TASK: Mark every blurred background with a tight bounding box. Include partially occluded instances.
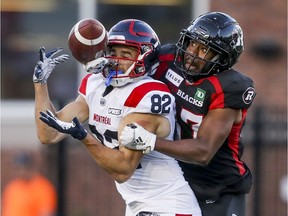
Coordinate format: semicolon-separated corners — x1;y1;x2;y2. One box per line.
1;0;287;215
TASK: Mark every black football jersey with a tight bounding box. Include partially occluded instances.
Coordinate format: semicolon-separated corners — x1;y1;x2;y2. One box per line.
153;44;256;195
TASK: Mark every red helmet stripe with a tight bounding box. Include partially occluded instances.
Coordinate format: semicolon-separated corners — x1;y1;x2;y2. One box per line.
128;20;152;37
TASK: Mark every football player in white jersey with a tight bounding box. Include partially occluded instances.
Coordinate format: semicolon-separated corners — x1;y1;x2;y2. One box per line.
33;19;201;216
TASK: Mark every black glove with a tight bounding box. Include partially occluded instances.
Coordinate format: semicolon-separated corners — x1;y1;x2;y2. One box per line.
39;110;87;140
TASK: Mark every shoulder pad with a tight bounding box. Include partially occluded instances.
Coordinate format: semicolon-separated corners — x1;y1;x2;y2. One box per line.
209;70;256;109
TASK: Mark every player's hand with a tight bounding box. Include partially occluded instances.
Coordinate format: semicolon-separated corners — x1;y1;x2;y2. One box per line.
83;57;108;74
39;109;87;140
120;123;156;154
33;47;69;84
83;57;118;74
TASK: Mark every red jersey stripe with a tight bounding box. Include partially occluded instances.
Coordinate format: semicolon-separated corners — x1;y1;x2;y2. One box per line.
159;53;175;61
228;124;246;175
153;54;175;80
79;74;93;96
208;76;225;109
124;82;170;108
208;76;247;174
228;109;248;175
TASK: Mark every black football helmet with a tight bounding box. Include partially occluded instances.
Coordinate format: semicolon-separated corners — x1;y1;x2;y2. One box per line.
174;11;244;81
103;19;160;87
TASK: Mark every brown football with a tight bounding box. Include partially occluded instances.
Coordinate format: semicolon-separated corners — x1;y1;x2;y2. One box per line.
68;18;108;64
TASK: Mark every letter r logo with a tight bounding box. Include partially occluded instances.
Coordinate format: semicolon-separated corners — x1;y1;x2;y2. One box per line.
243;87;256;104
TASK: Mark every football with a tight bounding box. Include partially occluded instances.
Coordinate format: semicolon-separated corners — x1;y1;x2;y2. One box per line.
68;18;108;64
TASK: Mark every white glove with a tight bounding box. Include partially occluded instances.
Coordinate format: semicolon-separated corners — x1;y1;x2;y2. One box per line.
83;57;118;74
120;123;156;154
33;47;69;84
83;57;108;74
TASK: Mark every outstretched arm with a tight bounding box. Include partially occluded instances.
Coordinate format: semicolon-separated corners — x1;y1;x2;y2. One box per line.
40;111;169;183
33;47;88;144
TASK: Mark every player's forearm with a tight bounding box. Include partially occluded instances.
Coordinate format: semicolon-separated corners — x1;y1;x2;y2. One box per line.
34;83;61;144
155;138;210;165
81;133;134;183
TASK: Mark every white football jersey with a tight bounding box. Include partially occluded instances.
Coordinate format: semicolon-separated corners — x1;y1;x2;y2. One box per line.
79;74;201;216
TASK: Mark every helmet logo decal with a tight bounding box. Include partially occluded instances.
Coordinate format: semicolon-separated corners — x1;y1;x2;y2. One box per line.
128;21;152;37
194;27;209;39
231;26;244;53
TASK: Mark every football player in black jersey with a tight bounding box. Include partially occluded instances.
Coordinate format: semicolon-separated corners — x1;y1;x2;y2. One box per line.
120;11;256;216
